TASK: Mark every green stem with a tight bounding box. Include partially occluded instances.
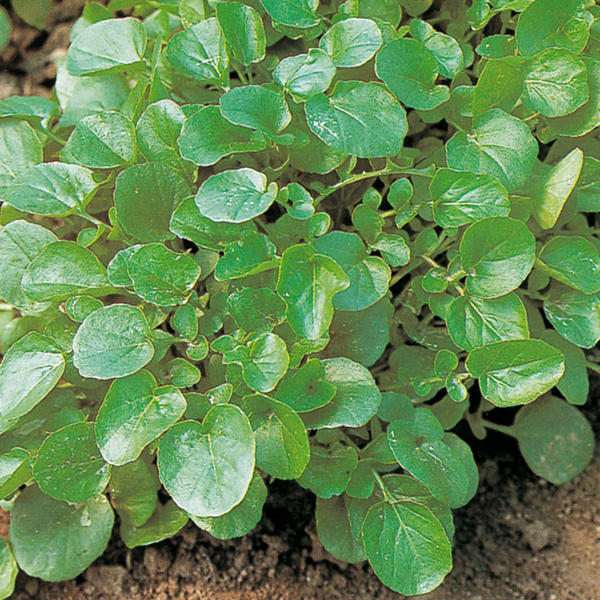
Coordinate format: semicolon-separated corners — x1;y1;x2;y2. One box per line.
372;471;394;503
390;258;425;286
481;420;516;438
41;127;67;146
586;360;600;375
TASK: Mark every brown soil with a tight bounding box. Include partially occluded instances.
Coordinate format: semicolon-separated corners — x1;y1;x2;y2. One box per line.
2;3;600;600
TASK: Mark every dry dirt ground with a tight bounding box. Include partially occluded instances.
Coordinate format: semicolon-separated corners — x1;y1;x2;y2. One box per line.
1;2;600;599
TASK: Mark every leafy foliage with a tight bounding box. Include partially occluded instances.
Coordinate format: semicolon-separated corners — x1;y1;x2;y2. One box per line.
0;0;599;596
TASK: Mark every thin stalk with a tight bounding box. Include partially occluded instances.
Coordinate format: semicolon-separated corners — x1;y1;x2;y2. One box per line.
481;420;516;438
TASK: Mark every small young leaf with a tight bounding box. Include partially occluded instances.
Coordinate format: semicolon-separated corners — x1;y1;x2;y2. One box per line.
319;18;382;68
0;538;17;599
409;19;464;79
214;233;278;281
227;288;287;334
121;501;188;549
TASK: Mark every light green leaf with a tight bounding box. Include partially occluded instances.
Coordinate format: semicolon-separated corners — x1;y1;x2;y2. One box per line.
409;19;464;79
96;370;186;466
0;332;65;421
227;288;287;334
33;422;110;503
430;169;510;228
466;339;565;407
0;538;17;600
375;38;450;111
260;0;320;28
319;18;382;68
216;2;265;66
67;17;147;75
446;108;538;192
305;81;408;158
0;448;32;500
273;49;336;100
513;395;594;484
72;304;155;380
277;244;349;340
195;168;278;223
157;405;255;517
10;485;114;582
460;217;536;298
0;118;43;188
372;233;410;267
472;59;524;117
214;234;278;281
121;500;188;549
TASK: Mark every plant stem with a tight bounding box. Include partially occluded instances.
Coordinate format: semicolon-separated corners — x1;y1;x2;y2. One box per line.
481;420;516;438
586;361;600;375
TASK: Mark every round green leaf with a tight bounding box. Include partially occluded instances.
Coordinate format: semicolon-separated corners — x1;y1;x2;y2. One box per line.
302;357;381;429
166;358;201;388
1;163;98;217
216;2;265;66
375;38;450;110
115;163;191;243
513;395;594;485
472;58;524;117
220;85;291;136
21;241;109;303
466;339;565;407
410;19;464;80
62;111;136;169
0;537;17;600
0;118;43;188
446;108;538;192
244;394;309;480
167;18;228;81
363;501;452;596
0;332;65;421
273;48;336;100
121;500;188;549
195;168;277;223
157;405;255;517
126;244;201;306
275;358;336;412
72;304;155;380
96;370;186;466
33;422;111;502
522;49;589;118
191;471;267;540
305;81;408;158
10;485;114;582
430;169;510;228
215;233;278;281
239;333;290;393
447;292;530;351
319;18;382;68
460;217;536;298
67;17;147;75
227;288;287;334
260;0;320;28
544;288;600;349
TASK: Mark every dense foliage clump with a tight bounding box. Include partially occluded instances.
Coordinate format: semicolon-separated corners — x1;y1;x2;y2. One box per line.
0;0;599;596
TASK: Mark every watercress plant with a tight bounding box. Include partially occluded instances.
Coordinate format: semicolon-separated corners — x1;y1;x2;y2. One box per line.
0;0;599;596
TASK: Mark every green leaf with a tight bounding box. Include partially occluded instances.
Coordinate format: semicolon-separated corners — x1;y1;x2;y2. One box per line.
166;18;228;81
447;292;530;351
179;105;267;167
227;288;287;334
305;81;408;158
319;17;382;68
33;422;110;503
446;108;538;192
460;217;535;299
316;495;367;563
388;409;474;507
0;332;65;421
215;234;278;281
544;288;600;349
430;169;510;228
277;244;349;340
409;19;464;79
10;485;114;582
541;330;588;405
62;111;136;169
513;395;594;485
195;168;278;223
363;501;452;596
126;244;201;306
72;304;155;380
296;443;358;498
313;231;390;311
260;0;320;28
1;163;98;218
220;85;291;136
121;500;188;549
472;59;524;117
537;236;600;295
516;0;593;57
475;34;517;59
0;118;43;188
357;0;402;24
244;394;310;479
273;48;336;100
0;538;17;600
172;304;198;340
157;405;255;517
21;241;109;303
216;2;266;65
466;339;565;407
372;233;410;267
67;17;147;75
531;149;584;230
191;471;267;539
96;370;186;466
0;220;57;312
0;448;32;500
301;357;381;429
522;49;589;118
115;163;191;243
575;156;600;212
0;95;59;122
375;38;450;111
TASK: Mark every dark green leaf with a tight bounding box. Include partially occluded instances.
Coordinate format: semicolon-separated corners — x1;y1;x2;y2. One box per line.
227;288;287;334
409;19;464;79
216;2;266;66
273;49;336;100
275;358;336;412
472;59;524;117
214;233;278;281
